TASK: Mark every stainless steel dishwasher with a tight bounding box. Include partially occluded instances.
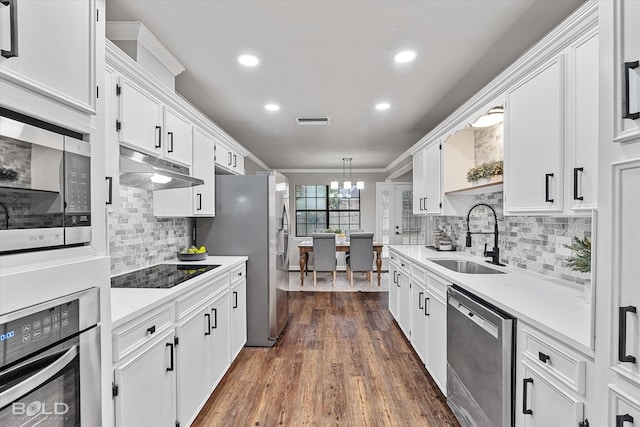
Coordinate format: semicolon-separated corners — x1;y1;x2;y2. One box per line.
447;285;515;427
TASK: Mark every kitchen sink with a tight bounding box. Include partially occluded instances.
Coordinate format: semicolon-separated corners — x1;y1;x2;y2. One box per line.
428;259;506;274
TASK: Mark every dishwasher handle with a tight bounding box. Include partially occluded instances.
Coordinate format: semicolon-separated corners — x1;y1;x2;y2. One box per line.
449;296;499;338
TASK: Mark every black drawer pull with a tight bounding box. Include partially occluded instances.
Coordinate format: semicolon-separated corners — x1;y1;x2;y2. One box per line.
211;308;218;329
166;342;174;371
522;378;533;415
204;313;211;336
545;173;554;203
0;0;18;58
167;131;174;152
424;297;430;316
619;306;637;363
146;325;156;335
573;167;584;201
418;292;424;309
233;291;238;309
538;352;550;363
155;125;162;148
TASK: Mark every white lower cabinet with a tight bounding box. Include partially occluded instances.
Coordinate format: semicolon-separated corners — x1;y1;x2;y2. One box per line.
113;329;176;427
397;263;412;337
230;275;247;360
388;255;400;319
609;385;640;427
411;280;428;363
425;273;448;394
112;262;247;427
519;361;585;427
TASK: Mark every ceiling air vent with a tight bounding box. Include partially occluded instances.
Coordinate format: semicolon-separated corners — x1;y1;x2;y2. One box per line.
296;117;330;126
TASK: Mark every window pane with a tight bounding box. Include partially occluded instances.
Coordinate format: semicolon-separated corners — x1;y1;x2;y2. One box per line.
296;198;306;210
350;199;359;210
295;185;305;198
316;198;326;210
307;186;316;197
307;198;317;209
317;186;327;197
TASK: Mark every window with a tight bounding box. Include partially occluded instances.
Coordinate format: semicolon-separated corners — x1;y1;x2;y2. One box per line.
295;185;361;237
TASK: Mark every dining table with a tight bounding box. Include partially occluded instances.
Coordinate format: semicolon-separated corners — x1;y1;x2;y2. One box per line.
298;240;383;286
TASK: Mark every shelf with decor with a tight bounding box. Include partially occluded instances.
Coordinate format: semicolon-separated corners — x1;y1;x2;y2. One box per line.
445;181;503;196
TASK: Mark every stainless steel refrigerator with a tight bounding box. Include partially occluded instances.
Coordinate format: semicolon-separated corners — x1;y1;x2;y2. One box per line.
195;171;289;347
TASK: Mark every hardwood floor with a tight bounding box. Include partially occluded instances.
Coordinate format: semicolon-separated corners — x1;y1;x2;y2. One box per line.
192;292;459;427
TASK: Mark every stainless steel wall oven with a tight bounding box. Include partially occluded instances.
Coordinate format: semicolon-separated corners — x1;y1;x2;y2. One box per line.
0;287;100;426
0;115;91;253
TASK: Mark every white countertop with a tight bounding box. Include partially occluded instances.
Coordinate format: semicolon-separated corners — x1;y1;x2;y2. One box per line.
388;245;593;356
111;256;247;328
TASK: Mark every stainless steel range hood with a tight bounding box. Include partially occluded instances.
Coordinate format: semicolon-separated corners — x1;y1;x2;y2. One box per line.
119;146;204;190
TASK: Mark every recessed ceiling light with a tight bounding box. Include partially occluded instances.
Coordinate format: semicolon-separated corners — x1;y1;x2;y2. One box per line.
393;50;417;63
238;54;260;66
375;102;391;111
265;104;280;111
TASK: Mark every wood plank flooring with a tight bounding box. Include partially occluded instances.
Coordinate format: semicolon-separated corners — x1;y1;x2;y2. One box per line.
192;292;459;427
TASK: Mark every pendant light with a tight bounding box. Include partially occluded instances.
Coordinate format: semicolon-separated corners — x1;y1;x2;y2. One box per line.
343;157;351;189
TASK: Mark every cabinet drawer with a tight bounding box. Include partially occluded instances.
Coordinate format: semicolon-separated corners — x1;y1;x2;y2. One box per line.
230;264;246;284
609;384;640;427
112;304;174;362
411;264;427;285
427;272;450;297
397;256;410;274
521;325;586;395
389;252;398;263
176;274;229;319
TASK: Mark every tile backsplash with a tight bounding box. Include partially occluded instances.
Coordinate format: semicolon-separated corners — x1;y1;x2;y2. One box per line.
108;186;191;275
434;191;592;285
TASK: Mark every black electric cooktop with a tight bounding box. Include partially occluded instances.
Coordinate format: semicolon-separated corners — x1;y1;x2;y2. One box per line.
110;264;221;289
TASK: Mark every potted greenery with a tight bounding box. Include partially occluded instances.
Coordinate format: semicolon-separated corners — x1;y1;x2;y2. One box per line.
466;160;503;185
563;236;592;303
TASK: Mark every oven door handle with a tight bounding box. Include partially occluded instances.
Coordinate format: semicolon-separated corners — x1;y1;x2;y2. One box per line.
0;345;78;409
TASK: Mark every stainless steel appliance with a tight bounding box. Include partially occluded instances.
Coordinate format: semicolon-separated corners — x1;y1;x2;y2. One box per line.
0;287;100;426
196;171;289;347
110;263;220;289
0;115;91;253
447;285;515;427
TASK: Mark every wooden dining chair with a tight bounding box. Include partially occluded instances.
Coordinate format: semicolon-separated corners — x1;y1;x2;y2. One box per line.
346;232;374;286
311;233;338;287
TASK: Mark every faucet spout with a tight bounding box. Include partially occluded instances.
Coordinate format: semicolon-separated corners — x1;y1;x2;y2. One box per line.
465;202;504;266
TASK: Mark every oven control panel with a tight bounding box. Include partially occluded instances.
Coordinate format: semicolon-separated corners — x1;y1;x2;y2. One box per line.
0;299;79;369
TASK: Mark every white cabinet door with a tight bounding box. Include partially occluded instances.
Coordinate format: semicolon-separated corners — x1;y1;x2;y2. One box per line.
426;288;447;394
175;304;212;427
104;66;119;214
234;152;245;175
519;362;584;427
424;143;442;214
568;30;599;211
215;139;232;170
611;159;640;387
210;290;231;388
412;149;427;215
609;385;640;427
505;56;564;214
164;107;193;166
118;77;163;156
411;281;427;363
231;279;247;360
0;0;95;113
613;0;640;142
388;260;399;320
114;330;176;427
192;128;215;216
398;269;412;336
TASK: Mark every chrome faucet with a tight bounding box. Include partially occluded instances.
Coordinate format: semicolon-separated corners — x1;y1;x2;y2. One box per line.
465;203;505;266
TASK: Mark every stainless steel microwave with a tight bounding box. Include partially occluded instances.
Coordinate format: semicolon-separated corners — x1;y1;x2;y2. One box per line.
0;116;91;253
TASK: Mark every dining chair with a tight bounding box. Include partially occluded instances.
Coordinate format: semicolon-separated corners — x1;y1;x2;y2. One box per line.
311;233;338;287
346;232;374;286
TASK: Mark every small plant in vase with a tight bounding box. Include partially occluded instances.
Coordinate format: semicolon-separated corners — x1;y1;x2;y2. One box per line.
563;236;592;303
466;160;503;185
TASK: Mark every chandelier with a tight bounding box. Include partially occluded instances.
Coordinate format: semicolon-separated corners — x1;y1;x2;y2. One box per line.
331;158;364;190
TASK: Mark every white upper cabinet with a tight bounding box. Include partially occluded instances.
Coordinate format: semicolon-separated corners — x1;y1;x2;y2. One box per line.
0;0;96;114
117;76;164;157
412;143;441;215
567;29;599;211
504;56;565;215
613;0;640;142
215;139;244;175
164;107;193;166
412;149;427;215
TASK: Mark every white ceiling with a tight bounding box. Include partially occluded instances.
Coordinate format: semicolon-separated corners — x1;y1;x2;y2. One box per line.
105;0;584;171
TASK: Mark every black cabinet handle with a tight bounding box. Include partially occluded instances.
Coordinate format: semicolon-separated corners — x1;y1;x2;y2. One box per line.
146;325;155;335
617;414;634;427
228;152;232;166
579;419;590;427
106;176;113;205
623;61;639;120
155;126;162;148
522;378;533;415
393;271;397;284
196;193;202;211
424;197;428;212
233;291;238;309
233;154;237;168
419;197;424;211
418;292;424;309
204;313;211;335
619;306;637;363
424;297;430;316
211;308;218;329
545;173;554;203
573;167;584;201
166;342;174;371
0;0;18;58
167;131;174;153
396;273;401;287
538;352;550;363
